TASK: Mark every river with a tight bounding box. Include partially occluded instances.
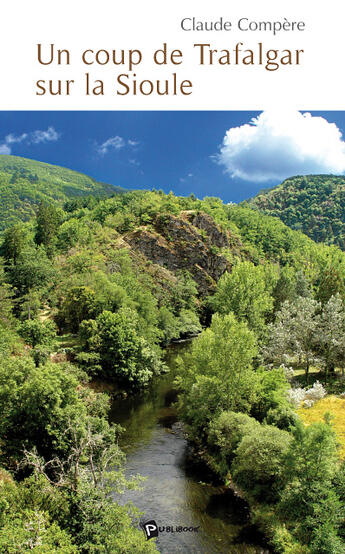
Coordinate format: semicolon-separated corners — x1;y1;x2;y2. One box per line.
109;342;272;554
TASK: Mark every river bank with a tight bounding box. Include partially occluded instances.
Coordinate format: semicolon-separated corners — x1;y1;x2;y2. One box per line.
108;342;272;554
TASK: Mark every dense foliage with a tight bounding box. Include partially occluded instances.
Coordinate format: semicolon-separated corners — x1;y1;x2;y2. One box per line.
177;313;345;553
2;159;345;551
0;155;122;231
247;174;345;249
0;354;157;552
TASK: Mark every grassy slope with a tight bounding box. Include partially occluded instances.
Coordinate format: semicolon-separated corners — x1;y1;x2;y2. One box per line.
298;396;345;458
0;155;124;230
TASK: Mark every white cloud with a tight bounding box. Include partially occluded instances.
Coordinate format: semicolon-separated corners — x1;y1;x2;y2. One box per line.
5;133;28;144
217;111;345;182
180;172;194;183
31;126;59;144
96;136;140;156
128;158;140;166
97;136;125;155
0;126;59;155
0;144;11;155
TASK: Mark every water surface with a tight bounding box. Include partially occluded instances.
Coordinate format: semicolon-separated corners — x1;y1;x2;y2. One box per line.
110;343;271;554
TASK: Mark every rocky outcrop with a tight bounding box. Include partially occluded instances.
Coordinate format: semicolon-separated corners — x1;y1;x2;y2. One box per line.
188;212;229;248
125;212;230;294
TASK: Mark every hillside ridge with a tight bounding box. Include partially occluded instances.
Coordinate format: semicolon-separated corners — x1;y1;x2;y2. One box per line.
247;174;345;248
0;155;124;230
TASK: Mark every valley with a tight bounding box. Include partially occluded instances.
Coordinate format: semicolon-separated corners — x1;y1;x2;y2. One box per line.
1;157;345;553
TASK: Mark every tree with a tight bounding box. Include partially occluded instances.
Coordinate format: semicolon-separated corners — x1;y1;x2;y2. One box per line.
264;297;320;382
0;357;88;464
210;261;273;335
170;270;198;314
80;308;162;389
231;424;291;502
65;480;158;553
272;264;297;313
207;411;259;476
177;313;258;439
0;326;22;359
294;296;320;381
60;285;99;332
251;366;292;425
9;246;55;295
317;294;345;378
0;264;13;324
0;508;77;553
0;424;158;553
278;420;343;553
1;224;27;265
35;201;62;257
333;461;345;545
19;288;42;320
18;319;57;348
57;218;91;251
316;265;345;305
21;417;125;494
295;270;312;298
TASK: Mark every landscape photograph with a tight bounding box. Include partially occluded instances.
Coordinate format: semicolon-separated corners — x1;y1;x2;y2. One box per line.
1;110;345;553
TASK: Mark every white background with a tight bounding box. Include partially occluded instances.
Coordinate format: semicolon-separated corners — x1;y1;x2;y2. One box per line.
0;0;343;110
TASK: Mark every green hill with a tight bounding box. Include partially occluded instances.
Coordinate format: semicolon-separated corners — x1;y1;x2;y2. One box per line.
0;155;123;230
246;175;345;249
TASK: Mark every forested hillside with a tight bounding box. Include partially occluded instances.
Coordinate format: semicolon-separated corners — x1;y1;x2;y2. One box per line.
2;182;345;551
0;155;123;230
247;174;345;249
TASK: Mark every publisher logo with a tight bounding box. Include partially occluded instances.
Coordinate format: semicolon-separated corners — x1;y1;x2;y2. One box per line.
141;520;159;541
140;518;199;540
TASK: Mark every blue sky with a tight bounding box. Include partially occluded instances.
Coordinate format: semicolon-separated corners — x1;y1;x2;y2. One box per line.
1;111;345;202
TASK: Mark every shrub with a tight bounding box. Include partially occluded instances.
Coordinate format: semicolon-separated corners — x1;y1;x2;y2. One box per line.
288;381;327;408
18;319;57;348
208;411;259;475
264;406;298;431
251;366;290;422
79;308;162;389
0;357;87;463
232;424;292;502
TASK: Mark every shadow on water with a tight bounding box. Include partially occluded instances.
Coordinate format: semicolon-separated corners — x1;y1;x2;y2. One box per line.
108;342;272;554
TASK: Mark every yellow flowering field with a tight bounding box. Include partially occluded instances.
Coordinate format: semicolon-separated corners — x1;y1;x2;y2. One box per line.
298;395;345;458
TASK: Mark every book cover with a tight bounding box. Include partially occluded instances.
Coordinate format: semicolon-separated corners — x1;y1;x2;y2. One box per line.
0;2;344;552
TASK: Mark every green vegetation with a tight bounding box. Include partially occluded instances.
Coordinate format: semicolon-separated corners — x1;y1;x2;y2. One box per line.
176;313;258;441
177;314;345;553
80;308;162;389
0;155;123;231
210;261;274;336
247;174;345;249
0;355;157;553
2;159;345;551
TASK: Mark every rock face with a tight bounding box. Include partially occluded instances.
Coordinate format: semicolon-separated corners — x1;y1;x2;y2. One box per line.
189;212;229;248
125;212;230;294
